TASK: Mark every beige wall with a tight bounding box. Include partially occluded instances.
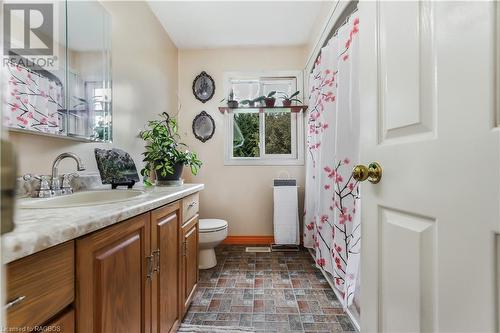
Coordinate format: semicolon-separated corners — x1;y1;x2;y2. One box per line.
178;47;306;237
10;1;178;176
304;1;336;72
7;2;334;237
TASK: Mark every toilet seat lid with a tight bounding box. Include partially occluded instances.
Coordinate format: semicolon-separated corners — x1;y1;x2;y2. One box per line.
199;219;228;232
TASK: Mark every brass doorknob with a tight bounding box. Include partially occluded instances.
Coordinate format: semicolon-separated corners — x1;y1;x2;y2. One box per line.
352;162;382;184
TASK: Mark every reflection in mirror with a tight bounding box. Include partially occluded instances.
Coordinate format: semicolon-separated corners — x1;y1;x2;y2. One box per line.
2;0;112;142
66;1;112;141
2;1;67;136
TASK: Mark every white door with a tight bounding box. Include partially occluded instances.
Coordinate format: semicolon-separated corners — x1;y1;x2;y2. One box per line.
359;1;499;332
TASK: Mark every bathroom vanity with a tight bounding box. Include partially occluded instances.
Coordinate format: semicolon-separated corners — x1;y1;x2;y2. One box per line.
2;184;203;333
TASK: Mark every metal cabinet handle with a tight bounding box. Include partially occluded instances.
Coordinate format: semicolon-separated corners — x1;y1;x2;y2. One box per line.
152;249;160;273
188;201;197;208
5;296;26;310
146;255;153;280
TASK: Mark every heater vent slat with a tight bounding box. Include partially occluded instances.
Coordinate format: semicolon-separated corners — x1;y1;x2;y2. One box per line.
245;246;271;253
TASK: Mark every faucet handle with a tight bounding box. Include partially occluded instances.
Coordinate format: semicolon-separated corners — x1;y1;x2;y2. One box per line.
23;173;38;181
62;173;79;187
39;176;51;190
23;174;51;190
61;173;79;195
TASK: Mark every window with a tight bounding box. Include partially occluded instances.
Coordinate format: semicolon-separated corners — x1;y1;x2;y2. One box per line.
224;71;304;165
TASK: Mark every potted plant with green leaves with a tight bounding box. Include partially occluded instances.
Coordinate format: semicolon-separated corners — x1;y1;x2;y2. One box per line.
264;91;277;107
220;89;239;108
240;96;265;107
140;112;202;186
280;90;302;107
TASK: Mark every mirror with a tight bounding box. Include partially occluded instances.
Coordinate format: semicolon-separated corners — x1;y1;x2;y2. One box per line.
192;71;215;103
2;1;112;142
66;1;112;141
192;111;215;142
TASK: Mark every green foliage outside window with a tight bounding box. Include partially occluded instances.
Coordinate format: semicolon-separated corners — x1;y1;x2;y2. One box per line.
232;111;292;158
233;112;259;157
265;112;291;154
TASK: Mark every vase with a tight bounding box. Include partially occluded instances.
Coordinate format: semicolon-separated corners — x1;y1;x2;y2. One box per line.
155;162;184;186
264;97;276;108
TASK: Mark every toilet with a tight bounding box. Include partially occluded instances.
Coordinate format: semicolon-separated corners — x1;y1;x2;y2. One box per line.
198;219;228;269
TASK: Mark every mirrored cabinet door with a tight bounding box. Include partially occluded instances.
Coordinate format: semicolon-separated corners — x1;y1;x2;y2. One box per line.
2;1;67;137
2;0;112;142
66;1;112;141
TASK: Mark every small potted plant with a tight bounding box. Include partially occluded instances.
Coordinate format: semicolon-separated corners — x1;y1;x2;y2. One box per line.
280;90;302;107
264;91;277;107
241;96;265;107
220;89;238;108
140;112;202;186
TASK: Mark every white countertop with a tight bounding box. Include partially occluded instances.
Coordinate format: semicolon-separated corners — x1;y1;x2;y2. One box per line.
2;183;204;264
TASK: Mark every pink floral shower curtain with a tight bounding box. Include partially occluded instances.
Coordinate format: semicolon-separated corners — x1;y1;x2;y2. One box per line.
303;15;360;308
3;62;62;133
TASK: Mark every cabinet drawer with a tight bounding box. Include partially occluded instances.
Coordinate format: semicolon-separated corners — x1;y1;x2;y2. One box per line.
6;241;74;330
182;192;199;222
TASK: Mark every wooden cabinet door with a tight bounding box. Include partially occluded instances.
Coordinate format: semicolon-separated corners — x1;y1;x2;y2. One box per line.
180;215;199;315
76;213;151;333
43;307;75;333
151;203;181;333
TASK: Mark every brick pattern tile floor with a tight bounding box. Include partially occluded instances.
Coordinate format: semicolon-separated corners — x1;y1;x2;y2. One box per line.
182;245;357;333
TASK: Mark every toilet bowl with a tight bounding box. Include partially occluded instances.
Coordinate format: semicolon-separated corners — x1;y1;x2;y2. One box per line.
198;219;228;269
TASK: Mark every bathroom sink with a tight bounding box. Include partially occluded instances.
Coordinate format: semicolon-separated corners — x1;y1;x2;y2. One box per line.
19;189;146;209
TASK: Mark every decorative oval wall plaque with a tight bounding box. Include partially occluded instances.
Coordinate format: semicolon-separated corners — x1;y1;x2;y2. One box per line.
192;111;215;142
192;71;215;103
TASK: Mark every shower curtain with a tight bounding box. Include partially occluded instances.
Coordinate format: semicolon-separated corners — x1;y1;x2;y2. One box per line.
3;62;62;134
303;14;360;308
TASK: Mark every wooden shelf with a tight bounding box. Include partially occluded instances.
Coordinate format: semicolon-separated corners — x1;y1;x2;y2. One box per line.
218;105;308;114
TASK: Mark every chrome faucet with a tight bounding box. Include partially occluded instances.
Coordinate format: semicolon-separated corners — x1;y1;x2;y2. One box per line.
50;153;86;195
23;153;86;198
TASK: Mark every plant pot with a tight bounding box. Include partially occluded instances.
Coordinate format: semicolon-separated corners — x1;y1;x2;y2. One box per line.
282;99;292;107
227;100;238;108
155;162;184;185
264;97;276;108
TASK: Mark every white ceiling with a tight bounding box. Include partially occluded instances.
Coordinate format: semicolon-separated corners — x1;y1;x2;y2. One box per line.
147;1;325;49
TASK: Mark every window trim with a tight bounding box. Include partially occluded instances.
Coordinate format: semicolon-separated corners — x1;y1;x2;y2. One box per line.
223;70;304;166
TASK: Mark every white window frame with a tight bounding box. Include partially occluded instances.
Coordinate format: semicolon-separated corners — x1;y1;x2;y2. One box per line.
223;70;304;166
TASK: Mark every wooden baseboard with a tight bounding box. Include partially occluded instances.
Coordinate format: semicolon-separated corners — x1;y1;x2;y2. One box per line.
222;236;274;245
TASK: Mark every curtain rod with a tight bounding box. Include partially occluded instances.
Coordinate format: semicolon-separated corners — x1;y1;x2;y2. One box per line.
310;0;359;74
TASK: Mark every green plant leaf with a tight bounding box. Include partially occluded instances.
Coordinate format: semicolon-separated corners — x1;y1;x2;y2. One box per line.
267;91;276;98
141;113;203;179
290;90;300;98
